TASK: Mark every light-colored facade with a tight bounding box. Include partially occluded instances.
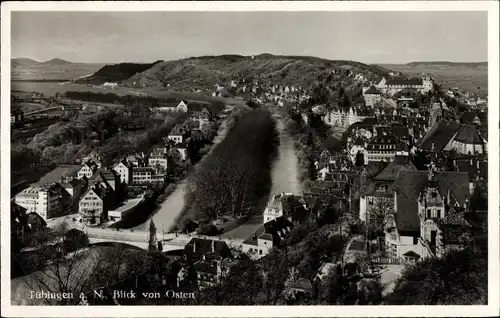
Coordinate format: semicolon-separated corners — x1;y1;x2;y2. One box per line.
148;153;169;173
15;186;65;220
113;161;132;184
132;167;154;184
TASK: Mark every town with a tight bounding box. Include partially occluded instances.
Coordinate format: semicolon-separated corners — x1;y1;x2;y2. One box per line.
10;62;488;305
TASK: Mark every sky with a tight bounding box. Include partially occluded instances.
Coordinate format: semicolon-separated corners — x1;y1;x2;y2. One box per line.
11;11;488;64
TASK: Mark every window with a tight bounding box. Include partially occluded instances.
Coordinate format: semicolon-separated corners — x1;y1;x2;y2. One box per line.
259;250;263;255
437;209;441;218
413;236;418;245
368;197;374;205
427;209;431;218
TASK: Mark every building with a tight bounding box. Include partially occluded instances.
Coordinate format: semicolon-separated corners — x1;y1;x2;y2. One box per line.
359;156;417;222
176;100;188;112
132;167;155;184
113;160;132;184
14;184;70;221
78;183;115;225
377;76;433;96
384;169;470;260
103;82;118;88
11;108;24;124
167;128;185;144
323;107;375;131
61;178;88;210
77;160;99;179
418;121;487;155
182;238;233;289
241;216;294;258
148;153;169;174
363;85;382;107
365;135;407;163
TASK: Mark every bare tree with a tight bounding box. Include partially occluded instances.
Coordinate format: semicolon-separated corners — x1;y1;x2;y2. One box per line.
20;223;126;305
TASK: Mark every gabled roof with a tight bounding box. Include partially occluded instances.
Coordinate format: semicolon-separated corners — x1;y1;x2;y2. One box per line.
455;158;488;181
184;238;232;261
373;157;417;182
418;120;462;152
393;171;470;234
453;124;484;144
364;85;381;95
402;250;421;258
461;111;480;125
262;216;293;245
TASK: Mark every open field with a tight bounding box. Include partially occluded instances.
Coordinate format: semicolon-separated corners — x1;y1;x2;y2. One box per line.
378;63;488;97
11;63;104;81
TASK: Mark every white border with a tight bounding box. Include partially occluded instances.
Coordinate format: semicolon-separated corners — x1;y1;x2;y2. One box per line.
1;1;499;317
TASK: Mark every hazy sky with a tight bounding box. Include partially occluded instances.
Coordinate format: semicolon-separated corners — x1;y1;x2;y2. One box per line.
11;11;488;64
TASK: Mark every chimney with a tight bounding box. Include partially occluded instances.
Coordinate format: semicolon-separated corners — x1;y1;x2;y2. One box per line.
476;160;480;170
211;240;215;253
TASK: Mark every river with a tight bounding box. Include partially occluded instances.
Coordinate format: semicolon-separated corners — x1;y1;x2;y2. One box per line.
270;117;302;195
222;113;301;240
130;119;230;234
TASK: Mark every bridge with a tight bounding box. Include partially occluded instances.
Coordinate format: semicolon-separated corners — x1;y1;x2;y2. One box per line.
78;226;244;251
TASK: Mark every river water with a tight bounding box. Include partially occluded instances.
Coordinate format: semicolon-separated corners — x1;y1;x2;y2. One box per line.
131;111;301;237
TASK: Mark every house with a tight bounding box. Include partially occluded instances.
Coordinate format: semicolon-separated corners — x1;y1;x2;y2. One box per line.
90;170;119;191
176;100;188;112
453;157;488;194
148;153;168;174
15;184;70;220
182;238;233;289
78;183;115;225
11;202;47;249
167;127;185;144
132;167;155;184
172;143;188;161
359;155;417;222
314;262;337;282
418;121;486;155
363;85;382;107
103;82;118;88
61;178;88;210
385;169;470;260
377;76;433;96
242;216;293;258
11;108;24;124
349;138;368;165
77;160;99;179
365;135;407;163
113;160;132;184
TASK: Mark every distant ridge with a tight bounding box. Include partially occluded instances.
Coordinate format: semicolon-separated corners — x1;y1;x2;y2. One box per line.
11;58;39;66
40;58;73;65
74;60;164;84
12;57;74;66
405;61;487;67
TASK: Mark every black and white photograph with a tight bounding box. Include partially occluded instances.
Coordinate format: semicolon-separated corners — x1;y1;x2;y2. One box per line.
1;1;499;317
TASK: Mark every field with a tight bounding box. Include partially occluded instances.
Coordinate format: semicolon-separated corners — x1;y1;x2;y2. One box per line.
378;63;488;97
11;63;104;81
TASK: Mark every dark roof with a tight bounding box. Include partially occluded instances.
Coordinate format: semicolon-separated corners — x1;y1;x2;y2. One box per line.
193;260;218;274
402;250;421;258
242;226;266;246
289;278;313;292
373;158;417;182
461;111;480;125
353;137;365;146
132;167;155;173
184;238;233;261
385;77;423;86
364;85;381;95
262;216;294;245
418;120;462;152
455;158;488;182
393;171;470;234
453;124;484;144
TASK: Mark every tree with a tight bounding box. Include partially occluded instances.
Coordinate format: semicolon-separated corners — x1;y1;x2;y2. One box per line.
148;219;158;252
263;248;290;304
19;224;126;305
367;196;394;242
386;247;487;305
218;257;264;304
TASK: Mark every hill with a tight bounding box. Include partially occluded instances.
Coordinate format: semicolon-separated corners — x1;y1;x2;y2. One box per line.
40;58;73;65
120;54;390;91
74;60;164;85
11;58;39;67
405;61;487;68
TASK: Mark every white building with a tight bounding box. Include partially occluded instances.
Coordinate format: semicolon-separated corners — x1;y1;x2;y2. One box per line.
113;160;132;184
15;185;65;220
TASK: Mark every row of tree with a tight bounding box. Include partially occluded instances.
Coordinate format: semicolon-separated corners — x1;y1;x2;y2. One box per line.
184;109;279;222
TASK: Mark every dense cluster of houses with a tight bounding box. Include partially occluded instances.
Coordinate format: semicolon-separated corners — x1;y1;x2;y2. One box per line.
13;100;219;226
